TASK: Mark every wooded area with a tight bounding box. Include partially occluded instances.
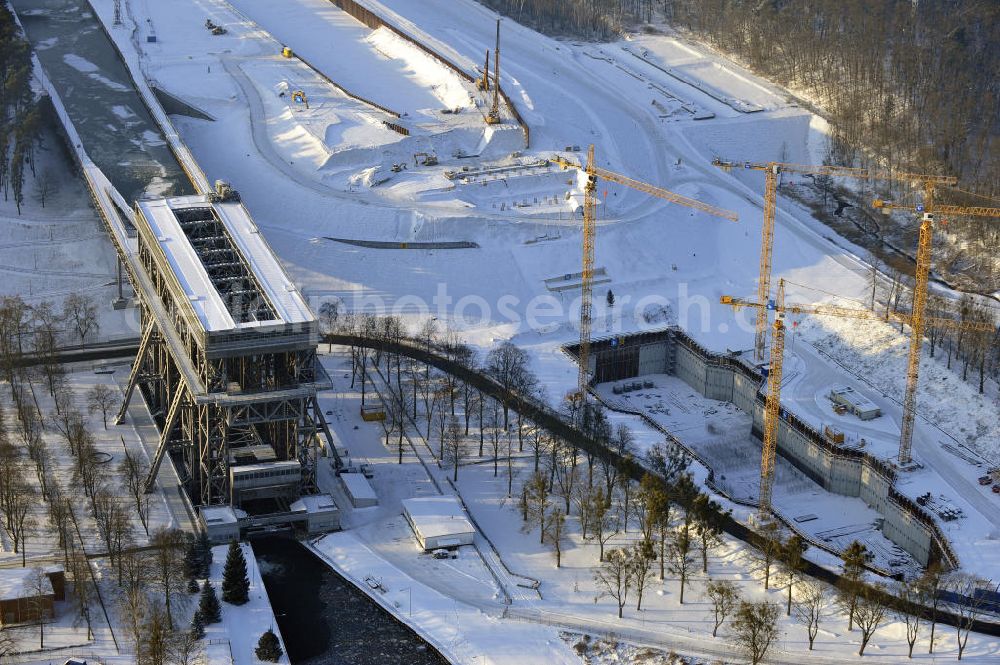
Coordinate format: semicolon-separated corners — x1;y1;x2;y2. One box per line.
482;0;999;290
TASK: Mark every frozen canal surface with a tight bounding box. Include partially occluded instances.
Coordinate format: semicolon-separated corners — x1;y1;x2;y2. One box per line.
253;538;449;665
12;0;193;201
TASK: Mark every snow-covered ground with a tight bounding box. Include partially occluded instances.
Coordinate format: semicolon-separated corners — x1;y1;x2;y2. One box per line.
310;350;1000;663
14;0;998;659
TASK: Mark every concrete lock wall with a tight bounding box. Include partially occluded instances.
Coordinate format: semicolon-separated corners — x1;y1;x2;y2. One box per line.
588;330;945;567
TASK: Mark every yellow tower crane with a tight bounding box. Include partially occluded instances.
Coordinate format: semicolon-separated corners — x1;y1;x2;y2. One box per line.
870;193;1000;464
711;158;958;363
554;146;739;398
722;279;996;517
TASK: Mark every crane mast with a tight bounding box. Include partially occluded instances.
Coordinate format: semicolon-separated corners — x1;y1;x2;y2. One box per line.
486;19;501;124
722;278;996;515
555;148;738;400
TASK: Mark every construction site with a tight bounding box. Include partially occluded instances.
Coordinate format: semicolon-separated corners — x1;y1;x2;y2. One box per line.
4;0;999;661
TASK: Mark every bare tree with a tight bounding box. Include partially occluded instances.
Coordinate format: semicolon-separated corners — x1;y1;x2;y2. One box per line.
87;384;117;429
121;450;152;534
755;520;783;590
918;561;945;654
26;567;51;648
142;601;171;665
731;600;780;665
542;506;567;568
521;471;549;544
591;485;618;562
706;579;741;637
485;340;532;427
442;416;466;482
150;528;189;628
854;583;888;656
950;574;992;661
68;545;95;640
318;301;340;351
893;579;922;658
793;580;828;651
666;523;695;604
118;548;152;652
32;168;55;208
63;293;99;347
629;539;655;611
169;626;204;665
594;548;632;618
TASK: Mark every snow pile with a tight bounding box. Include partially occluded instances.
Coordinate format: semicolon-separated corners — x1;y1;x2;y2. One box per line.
798;315;1000;461
366;27;473;111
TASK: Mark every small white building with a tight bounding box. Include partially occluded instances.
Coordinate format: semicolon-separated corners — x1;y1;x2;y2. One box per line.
401;496;475;551
829;384;881;420
290;494;341;533
200;505;241;544
340;472;378;508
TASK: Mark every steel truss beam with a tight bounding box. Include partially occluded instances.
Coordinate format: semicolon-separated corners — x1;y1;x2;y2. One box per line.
115;318;156;424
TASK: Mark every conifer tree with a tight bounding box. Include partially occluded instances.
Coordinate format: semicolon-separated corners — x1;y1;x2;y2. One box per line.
255;628;283;662
189;610;205;640
196;530;213;578
221;540;250;605
197;580;222;624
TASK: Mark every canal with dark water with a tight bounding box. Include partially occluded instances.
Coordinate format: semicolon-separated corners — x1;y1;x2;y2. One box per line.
12;0;193;201
253;538;450;665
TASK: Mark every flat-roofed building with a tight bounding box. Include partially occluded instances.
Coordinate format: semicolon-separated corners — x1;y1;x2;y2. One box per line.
0;567;64;625
401;496;475;550
340;472;378;508
829;384;882;420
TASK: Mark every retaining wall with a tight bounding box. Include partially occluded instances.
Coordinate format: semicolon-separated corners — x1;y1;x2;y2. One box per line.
582;329;956;568
328;0;530;147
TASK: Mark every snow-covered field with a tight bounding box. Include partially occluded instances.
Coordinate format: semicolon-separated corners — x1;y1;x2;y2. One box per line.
310;350;1000;663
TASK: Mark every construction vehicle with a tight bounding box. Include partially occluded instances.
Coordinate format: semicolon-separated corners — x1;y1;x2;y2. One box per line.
721;279;995;517
281;46;294;58
413;152;438;167
554;147;738;400
291;90;309;109
485;20;502;125
477;50;490;91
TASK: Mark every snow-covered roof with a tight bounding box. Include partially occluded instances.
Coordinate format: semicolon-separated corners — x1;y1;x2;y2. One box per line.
200;505;239;525
290;494;339;514
401;496;475;540
0;568;54;601
829;384;879;411
340;472;377;501
136;195;313;333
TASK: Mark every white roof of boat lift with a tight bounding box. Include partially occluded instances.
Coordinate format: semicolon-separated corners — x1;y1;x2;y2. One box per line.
136;195;313;333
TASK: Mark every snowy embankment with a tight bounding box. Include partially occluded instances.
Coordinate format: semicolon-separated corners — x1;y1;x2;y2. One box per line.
798;314;1000;462
205;543;289;665
309;532;580;665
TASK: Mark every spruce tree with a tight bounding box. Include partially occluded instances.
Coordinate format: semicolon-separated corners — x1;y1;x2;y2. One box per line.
184;535;201;582
197;580;222;624
189;611;205;640
196;530;213;577
255;628;283;662
221;540;250;605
